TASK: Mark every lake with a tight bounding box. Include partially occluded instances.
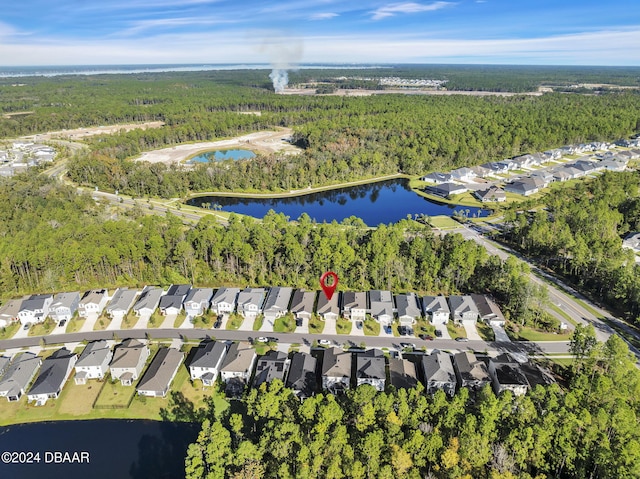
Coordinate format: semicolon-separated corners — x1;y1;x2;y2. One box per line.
188;178;487;225
0;420;198;479
189;149;256;163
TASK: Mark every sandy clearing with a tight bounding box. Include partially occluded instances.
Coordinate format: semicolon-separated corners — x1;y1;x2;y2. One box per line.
280;87;542;97
135;127;301;165
22;121;165;141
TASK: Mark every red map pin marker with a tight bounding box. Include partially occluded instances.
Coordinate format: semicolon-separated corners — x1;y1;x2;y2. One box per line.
320;271;339;300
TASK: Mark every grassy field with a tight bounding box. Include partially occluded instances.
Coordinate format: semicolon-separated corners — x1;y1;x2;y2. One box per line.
93;314;111;331
363;318;381;336
28;318;56;337
0;322;19;340
173;311;188;328
94;378;137;408
192;312;215;329
336;317;353;335
309;315;325;334
475;322;496;341
121;312;137;329
226;314;243;330
252;315;264;331
510;326;572;342
274;314;296;333
65;317;84;333
428;215;461;229
447;322;466;339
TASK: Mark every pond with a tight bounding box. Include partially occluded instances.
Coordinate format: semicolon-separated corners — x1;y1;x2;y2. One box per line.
0;420;198;479
188;178;488;225
189;149;256;163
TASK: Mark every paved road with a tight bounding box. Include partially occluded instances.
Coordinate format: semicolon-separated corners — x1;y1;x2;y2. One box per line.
453;224;640;360
0;328;570;356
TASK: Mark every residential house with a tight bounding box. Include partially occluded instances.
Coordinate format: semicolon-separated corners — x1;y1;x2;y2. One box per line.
78;289;108;318
132;286;163;317
355;349;386;391
316;292;340;322
504;177;543;196
395;293;421;328
0;298;24;328
529;170;554;187
422;296;450;325
159;284;191;315
27;348;77;405
0;352;41;401
573;160;602;174
341;291;367;322
290;289;316;322
286;352;317;399
450;167;476;182
520;361;556;389
388;357;418;390
0;356;10;378
210;287;240;316
253;350;289;388
262;287;293;326
106;288;138;320
470;294;506;326
136;348;184;398
74;340;113;384
109;339;150;386
421;350;456;396
321;347;352;394
369;290;394;325
50;292;80;323
448;295;479;324
487;355;530;396
564;165;584;179
18;294;53;325
452;352;491;391
480;162;509;175
473;186;506;203
236;288;266;320
426;182;468;198
189;341;228;386
600;159;627;171
421;172;453;184
219;342;257;396
183;288;214;317
552;168;572;182
471;165;491;178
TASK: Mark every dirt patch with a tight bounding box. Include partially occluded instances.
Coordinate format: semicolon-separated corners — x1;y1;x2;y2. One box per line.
22;121;165;141
135;127;301;165
279;88;542;97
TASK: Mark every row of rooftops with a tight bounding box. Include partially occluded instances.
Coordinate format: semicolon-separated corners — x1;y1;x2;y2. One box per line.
0;286;505;326
0;142;56;177
422;140;640;199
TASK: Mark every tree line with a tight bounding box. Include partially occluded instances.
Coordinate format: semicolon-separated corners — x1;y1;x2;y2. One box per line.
182;332;640;479
502;170;640;321
0;175;546;326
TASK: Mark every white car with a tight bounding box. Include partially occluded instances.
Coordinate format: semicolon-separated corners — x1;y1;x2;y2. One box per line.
255;337;269;343
318;339;331;346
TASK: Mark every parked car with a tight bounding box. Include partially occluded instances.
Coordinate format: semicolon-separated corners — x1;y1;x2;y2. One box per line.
356;321;363;329
59;319;67;327
384;325;392;334
318;339;331;346
399;326;407;336
455;337;469;342
399;342;415;350
295;318;302;327
256;337;269;343
213;319;222;329
419;334;434;341
23;323;31;330
434;329;443;337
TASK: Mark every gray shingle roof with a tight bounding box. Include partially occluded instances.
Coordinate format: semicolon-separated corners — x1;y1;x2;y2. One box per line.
190;341;228;369
136;348;184;395
286;352;317;398
0;352;41;398
76;340;111;368
28;348;75;396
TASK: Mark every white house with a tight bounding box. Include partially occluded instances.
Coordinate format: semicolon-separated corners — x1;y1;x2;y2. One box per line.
210;287;240;316
262;287;293;325
421;350;456;397
109;339;150;386
183;288;214;317
159;284;191;315
50;292;80;323
355;349;386;391
321;347;352;394
78;289;109;318
106;288;138;320
448;295;479;324
0;352;42;402
395;292;422;328
74;340;113;385
236;288;266;320
132;286;164;317
18;294;53;325
341;291;367;322
189;341;228;386
422;296;450;325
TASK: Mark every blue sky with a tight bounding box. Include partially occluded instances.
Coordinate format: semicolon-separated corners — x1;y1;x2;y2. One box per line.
1;0;639;65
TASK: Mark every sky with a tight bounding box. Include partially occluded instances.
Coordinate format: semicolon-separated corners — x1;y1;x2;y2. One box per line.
1;0;639;66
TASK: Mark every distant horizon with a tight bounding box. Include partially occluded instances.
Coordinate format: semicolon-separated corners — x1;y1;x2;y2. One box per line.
2;1;639;66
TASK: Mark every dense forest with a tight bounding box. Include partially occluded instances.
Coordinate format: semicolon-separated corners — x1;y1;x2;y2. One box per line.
502;170;640;321
0;175;548;327
182;332;640;479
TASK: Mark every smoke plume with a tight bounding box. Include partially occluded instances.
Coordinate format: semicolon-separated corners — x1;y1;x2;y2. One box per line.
258;33;303;93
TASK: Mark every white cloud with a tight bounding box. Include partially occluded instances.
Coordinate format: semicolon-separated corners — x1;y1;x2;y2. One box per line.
120;16;236;36
371;2;453;20
309;12;339;20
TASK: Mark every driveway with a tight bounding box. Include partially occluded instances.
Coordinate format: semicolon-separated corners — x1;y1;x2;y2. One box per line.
492;324;511;342
259;317;274;333
323;317;337;335
79;312;100;333
350;321;365;337
463;322;483;341
12;324;31;339
238;315;255;332
132;313;151;329
106;315;124;331
159;313;178;329
50;321;67;335
294;317;309;335
434;323;451;339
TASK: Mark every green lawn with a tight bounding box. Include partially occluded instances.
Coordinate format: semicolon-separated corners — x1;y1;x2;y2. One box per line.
28;318;56;337
0;321;19;340
121;312;137;329
93;314;111;331
447;322;466;339
148;311;164;328
414;320;436;337
475;322;496;341
309;315;325;334
94;378;137;408
509;326;571;342
336;317;352;335
226;314;243;330
192;313;215;329
274;313;296;333
65;317;84;333
428;215;461;229
252;315;264;331
173;311;188;328
363;318;381;336
391;323;401;337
